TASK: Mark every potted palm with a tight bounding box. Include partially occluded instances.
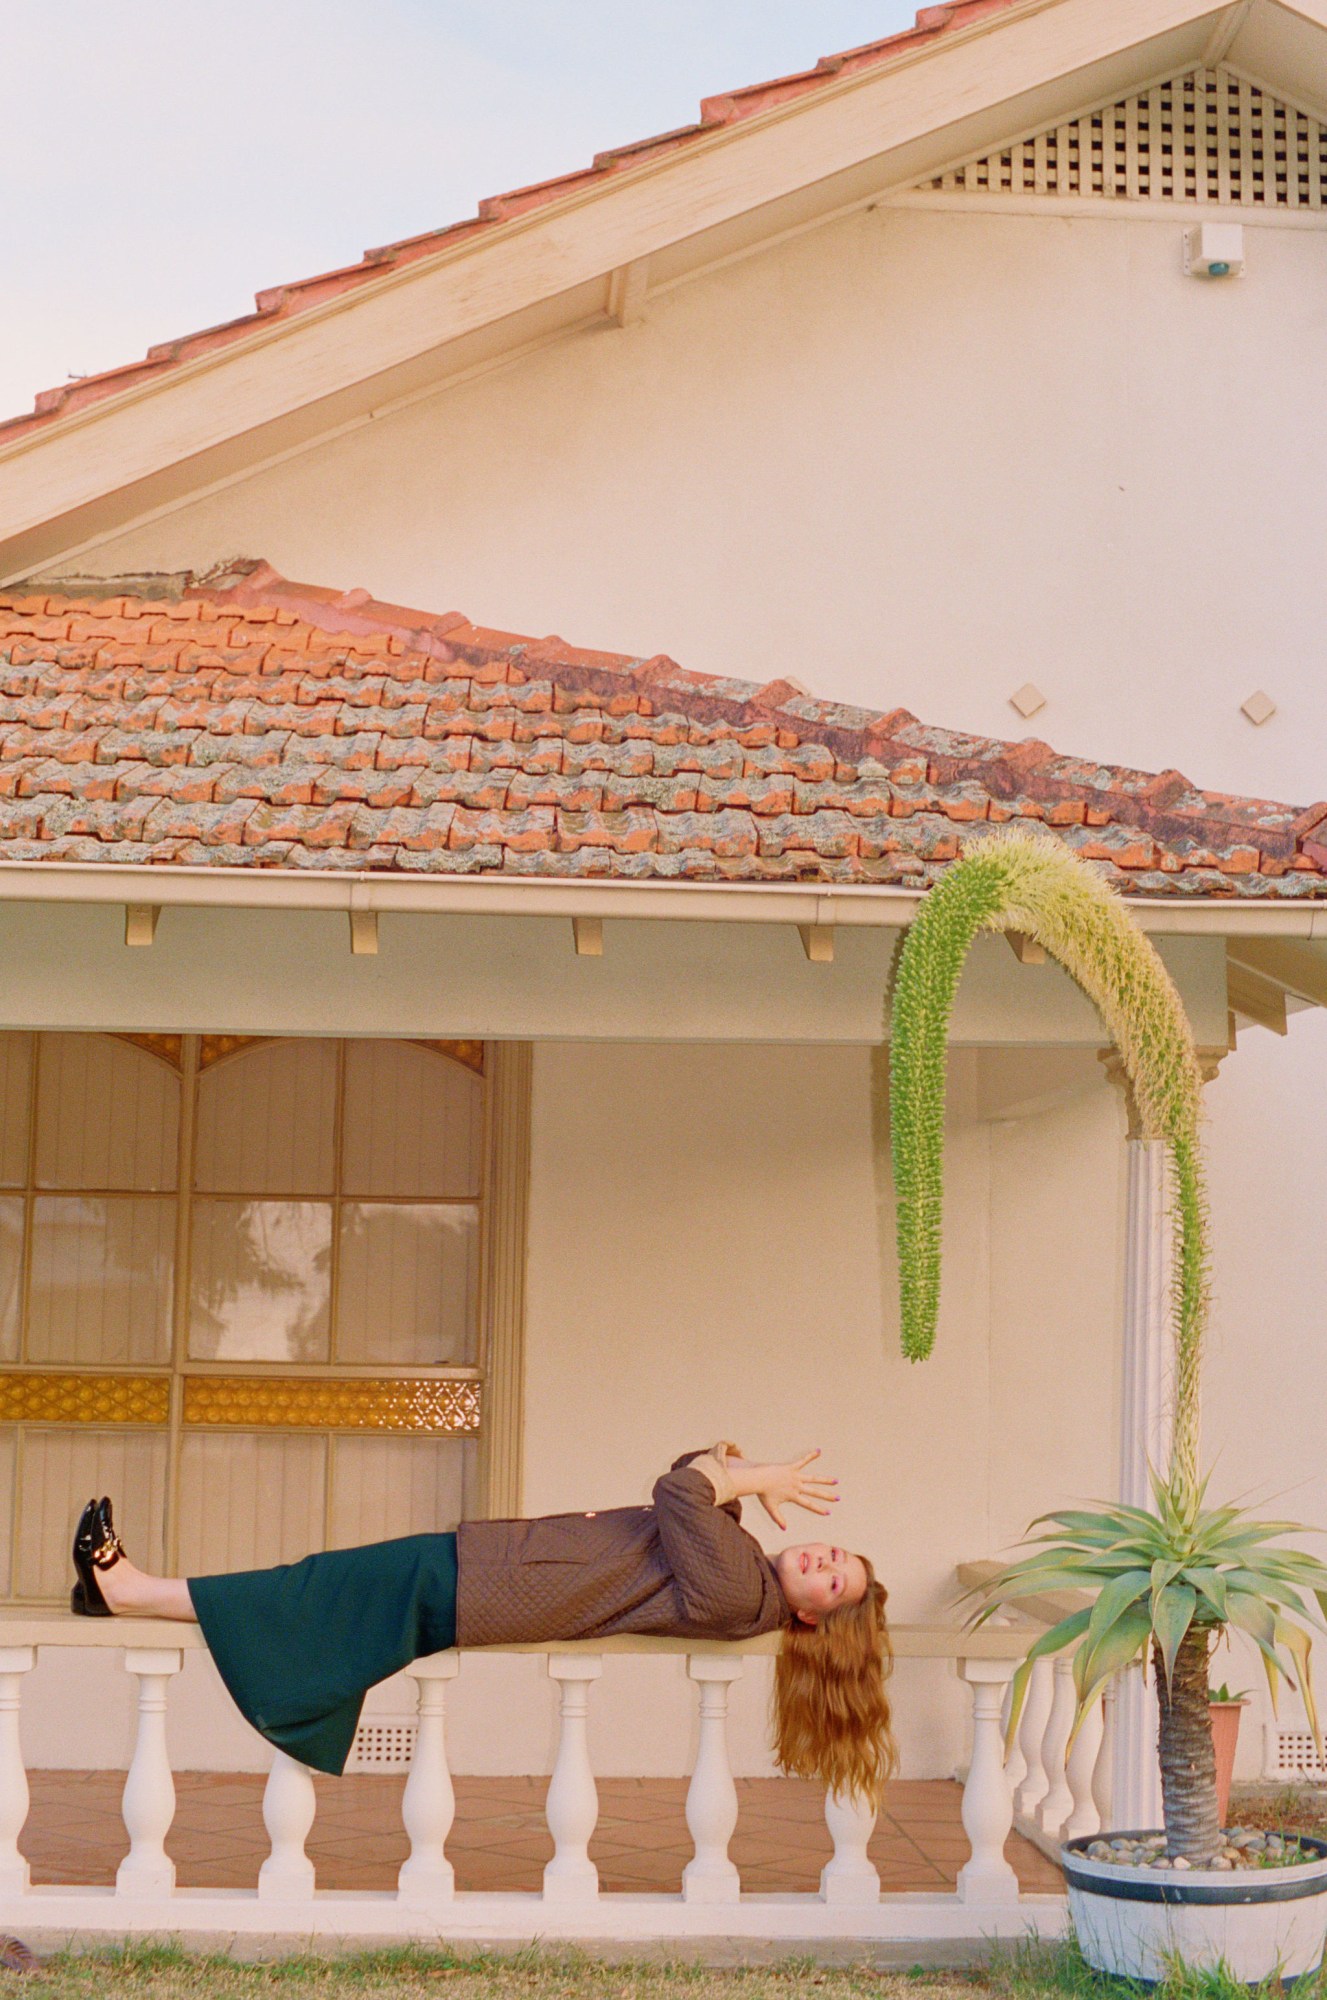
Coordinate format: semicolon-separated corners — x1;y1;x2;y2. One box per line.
885;830;1327;1981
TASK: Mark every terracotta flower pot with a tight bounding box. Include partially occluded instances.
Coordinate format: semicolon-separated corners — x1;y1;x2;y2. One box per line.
1210;1698;1247;1827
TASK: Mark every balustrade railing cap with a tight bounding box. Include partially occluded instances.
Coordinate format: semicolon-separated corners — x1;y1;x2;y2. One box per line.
0;1609;1031;1659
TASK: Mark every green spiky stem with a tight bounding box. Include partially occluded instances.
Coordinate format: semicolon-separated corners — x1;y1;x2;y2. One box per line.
885;831;1210;1495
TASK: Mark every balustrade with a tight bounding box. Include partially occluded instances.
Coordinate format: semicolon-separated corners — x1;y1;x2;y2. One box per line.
0;1612;1081;1945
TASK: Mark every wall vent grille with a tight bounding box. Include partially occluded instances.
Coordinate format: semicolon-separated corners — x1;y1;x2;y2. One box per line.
917;69;1327;207
347;1719;417;1771
1265;1727;1327;1782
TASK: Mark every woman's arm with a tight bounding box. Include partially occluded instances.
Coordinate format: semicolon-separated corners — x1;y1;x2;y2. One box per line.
650;1444;841;1631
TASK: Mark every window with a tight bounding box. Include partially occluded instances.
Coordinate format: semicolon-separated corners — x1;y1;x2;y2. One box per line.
0;1033;485;1600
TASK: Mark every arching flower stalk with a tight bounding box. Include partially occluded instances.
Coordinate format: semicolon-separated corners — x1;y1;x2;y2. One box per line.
882;828;1209;1492
887;830;1327;1866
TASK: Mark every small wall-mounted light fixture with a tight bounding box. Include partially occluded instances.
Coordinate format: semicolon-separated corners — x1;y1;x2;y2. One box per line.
1009;682;1047;720
1185;222;1245;278
1241;690;1276;726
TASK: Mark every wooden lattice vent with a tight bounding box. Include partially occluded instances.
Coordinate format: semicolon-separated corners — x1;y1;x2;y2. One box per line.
917;68;1327;207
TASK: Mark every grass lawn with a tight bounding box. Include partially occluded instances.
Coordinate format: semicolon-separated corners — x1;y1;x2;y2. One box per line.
8;1942;1327;2000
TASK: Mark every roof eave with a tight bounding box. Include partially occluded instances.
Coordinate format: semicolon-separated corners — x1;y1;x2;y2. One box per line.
0;860;1319;938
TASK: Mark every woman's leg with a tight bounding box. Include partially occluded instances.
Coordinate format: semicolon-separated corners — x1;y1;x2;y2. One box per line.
97;1557;197;1622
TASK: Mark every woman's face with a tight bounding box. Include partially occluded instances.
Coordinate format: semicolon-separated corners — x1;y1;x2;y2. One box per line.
774;1543;869;1625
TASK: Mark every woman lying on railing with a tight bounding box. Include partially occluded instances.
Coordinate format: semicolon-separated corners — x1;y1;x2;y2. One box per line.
71;1443;895;1803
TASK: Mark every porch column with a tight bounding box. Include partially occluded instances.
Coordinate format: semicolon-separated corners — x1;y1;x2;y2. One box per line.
1099;1047;1225;1831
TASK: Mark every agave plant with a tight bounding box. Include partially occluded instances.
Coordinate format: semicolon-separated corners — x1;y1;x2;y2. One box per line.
885;828;1327;1863
972;1473;1327;1862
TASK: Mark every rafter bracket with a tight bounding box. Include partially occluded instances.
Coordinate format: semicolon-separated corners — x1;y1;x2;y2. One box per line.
349;910;379;956
798;923;834;964
124;904;160;948
572;916;604;958
606;260;649;328
1005;930;1046;965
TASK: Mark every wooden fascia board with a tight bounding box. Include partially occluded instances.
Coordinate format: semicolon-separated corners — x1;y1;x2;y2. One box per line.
0;0;1225;550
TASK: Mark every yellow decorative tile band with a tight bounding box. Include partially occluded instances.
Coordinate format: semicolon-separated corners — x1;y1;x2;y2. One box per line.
0;1373;170;1425
183;1376;482;1434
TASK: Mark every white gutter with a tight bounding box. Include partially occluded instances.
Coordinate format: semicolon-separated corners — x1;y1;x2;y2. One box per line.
0;861;1322;937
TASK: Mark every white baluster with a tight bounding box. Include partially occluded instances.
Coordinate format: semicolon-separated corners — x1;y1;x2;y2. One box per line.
956;1659;1019;1903
1112;1659;1162;1830
821;1789;880;1905
398;1652;459;1908
1001;1680;1027;1798
1094;1679;1118;1829
1065;1691;1105;1841
542;1653;601;1904
683;1654;743;1904
116;1647;182;1899
258;1750;317;1901
1014;1657;1054;1820
0;1648;34;1896
1036;1656;1076;1837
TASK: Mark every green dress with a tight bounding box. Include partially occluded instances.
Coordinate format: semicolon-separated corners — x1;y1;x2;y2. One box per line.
188;1532;458;1777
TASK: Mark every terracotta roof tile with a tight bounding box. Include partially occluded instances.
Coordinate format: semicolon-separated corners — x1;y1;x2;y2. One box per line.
0;2;1018;445
0;560;1321;897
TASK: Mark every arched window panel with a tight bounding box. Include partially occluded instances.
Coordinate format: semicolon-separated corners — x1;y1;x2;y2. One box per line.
341;1042;482;1199
194;1039;337;1196
189;1201;332;1363
16;1429;167;1599
27;1196;174;1366
34;1034;178;1193
0;1035;31;1188
335;1202;479;1366
328;1436;466;1548
176;1433;326;1576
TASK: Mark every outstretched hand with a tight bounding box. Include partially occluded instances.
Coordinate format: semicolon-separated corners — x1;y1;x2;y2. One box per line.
726;1449;840;1532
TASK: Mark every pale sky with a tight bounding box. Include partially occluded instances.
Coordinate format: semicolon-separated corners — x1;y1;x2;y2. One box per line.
4;2;918;423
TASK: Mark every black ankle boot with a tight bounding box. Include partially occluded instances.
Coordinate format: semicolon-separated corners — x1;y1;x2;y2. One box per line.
71;1496;125;1616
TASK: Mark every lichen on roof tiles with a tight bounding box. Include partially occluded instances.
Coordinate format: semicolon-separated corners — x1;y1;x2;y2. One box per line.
0;562;1322;896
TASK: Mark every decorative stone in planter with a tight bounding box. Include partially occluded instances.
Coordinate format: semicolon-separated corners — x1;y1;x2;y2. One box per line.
1062;1831;1327;1983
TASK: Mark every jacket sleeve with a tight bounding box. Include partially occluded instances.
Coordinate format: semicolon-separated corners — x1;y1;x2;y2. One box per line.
652;1443;768;1631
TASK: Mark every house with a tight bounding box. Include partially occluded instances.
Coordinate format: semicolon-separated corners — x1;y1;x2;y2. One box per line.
1;0;1326;1947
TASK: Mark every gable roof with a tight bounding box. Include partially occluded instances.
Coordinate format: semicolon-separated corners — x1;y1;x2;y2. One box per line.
0;562;1323;897
9;0;1322;581
0;0;1014;450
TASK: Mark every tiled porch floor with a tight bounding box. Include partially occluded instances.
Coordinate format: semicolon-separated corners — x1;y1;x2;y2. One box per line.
21;1775;1062;1896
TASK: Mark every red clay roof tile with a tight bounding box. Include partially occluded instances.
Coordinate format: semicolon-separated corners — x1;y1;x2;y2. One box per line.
0;2;1019;446
0;561;1321;896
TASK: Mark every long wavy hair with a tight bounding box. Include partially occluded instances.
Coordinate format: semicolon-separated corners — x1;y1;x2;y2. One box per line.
771;1557;896;1808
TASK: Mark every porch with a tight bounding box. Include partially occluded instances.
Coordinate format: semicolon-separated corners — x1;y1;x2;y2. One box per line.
17;1773;1062;1898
